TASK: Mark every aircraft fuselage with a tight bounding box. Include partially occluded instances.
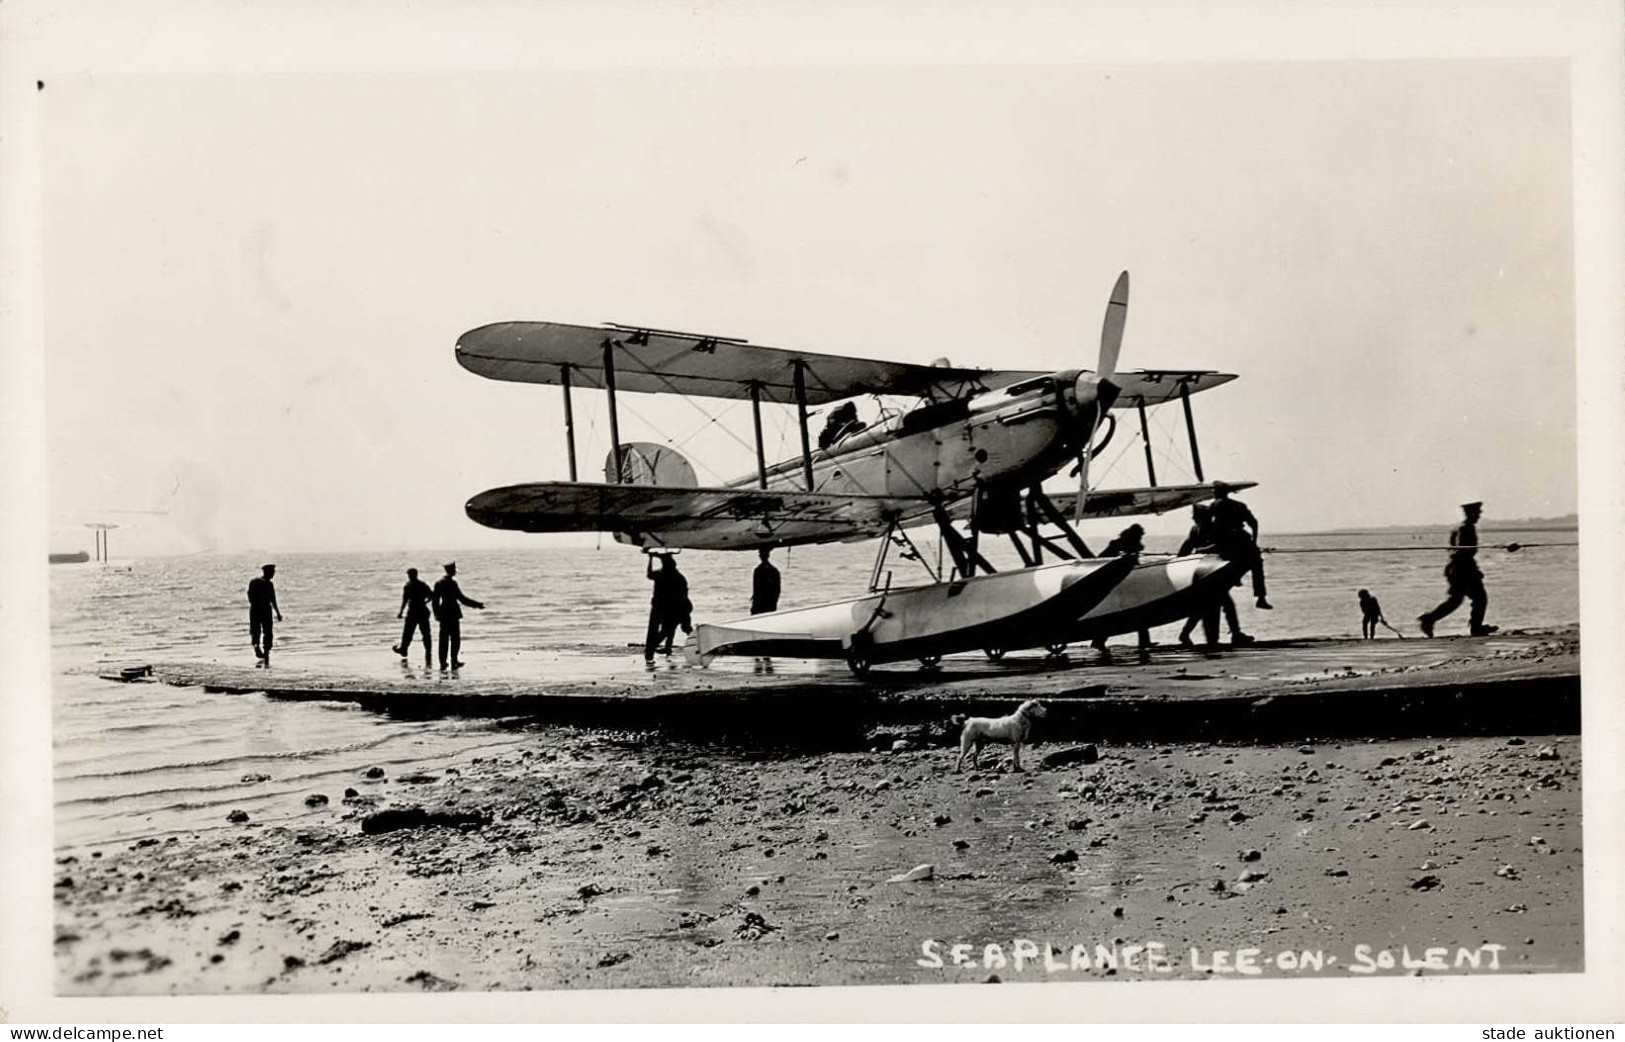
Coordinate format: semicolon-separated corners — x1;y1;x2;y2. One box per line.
608;370;1102;549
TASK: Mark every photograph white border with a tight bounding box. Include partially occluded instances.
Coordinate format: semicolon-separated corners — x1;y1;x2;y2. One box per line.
2;0;1620;1023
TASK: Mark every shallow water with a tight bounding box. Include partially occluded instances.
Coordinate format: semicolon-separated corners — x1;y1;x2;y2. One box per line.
51;527;1576;848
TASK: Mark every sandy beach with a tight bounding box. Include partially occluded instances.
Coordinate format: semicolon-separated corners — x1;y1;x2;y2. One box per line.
54;721;1580;993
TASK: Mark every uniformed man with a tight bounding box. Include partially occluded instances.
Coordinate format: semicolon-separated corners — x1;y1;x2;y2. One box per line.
1418;501;1497;637
751;547;781;615
817;402;865;450
1176;505;1253;647
644;552;692;662
750;547;782;673
640;549;692;663
1092;525;1152;653
1208;482;1271;610
432;562;485;670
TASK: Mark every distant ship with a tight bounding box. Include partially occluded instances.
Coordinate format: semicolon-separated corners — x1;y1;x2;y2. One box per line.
49;551;91;564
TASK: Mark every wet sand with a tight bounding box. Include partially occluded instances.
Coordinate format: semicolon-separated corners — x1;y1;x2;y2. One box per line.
54;727;1581;993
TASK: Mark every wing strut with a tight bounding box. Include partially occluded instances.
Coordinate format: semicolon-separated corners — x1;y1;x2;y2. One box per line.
561;364;578;481
792;361;814;491
602;339;623;482
1136;401;1157;487
748;382;769;489
1179;379;1204;482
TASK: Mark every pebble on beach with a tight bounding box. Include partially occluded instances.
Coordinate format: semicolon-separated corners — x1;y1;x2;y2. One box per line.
887;863;934;883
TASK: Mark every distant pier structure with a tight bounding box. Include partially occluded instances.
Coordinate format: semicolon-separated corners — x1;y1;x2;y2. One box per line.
83;522;119;563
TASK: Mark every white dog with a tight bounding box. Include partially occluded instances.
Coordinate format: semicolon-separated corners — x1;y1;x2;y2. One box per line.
955;699;1047;772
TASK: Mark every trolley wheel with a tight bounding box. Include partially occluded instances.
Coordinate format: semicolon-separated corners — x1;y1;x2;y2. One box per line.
846;650;873;677
983;647;1006;662
918;654;942;671
1046;642;1068;658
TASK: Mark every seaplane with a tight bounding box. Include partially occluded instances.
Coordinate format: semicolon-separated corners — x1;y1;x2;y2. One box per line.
456;272;1253;673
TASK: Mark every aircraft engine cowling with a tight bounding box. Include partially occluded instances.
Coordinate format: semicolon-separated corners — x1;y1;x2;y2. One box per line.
606;442;699;487
1069;373;1122;450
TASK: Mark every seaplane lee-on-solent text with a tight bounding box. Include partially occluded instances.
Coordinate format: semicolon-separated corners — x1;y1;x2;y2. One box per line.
455;272;1254;674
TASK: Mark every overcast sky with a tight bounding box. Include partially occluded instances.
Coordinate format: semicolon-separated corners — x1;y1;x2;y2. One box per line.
42;60;1574;556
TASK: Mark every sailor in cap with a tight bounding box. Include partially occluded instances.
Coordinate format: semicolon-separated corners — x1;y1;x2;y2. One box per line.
1418;501;1496;637
432;561;486;670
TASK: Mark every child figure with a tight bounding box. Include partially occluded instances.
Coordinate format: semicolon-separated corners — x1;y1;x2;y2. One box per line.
1358;588;1386;639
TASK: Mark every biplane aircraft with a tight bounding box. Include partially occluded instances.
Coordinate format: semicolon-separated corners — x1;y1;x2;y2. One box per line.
456;272;1254;672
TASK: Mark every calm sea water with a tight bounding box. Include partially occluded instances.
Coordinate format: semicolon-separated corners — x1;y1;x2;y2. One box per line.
51;527;1577;849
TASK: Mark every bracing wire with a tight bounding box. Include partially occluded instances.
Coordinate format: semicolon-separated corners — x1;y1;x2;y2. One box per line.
613;340;762;459
611;395;735;485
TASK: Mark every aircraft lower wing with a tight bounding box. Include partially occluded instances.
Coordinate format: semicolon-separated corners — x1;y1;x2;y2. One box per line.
935;481;1256;525
465;481;935;551
1041;481;1257;520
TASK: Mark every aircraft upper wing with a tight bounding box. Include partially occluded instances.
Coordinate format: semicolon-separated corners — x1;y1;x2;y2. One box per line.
465;481;936;548
456;322;1045;406
1108;370;1237;407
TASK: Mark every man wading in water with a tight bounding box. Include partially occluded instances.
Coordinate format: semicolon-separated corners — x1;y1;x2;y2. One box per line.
393;567;435;665
247;564;282;667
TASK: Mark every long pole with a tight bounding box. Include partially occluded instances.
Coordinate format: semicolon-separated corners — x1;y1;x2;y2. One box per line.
749;383;768;489
1180;380;1204;483
792;361;814;491
1259;542;1572;554
560;364;578;481
602;340;623;482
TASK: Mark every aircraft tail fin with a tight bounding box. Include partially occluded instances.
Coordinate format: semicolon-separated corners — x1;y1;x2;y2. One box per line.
605;442;699;487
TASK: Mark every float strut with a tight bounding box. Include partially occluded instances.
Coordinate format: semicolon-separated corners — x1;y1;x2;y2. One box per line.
1028;488;1093;558
869;520;896;592
893;524;938;583
931;504;976;580
1024;495;1075;560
